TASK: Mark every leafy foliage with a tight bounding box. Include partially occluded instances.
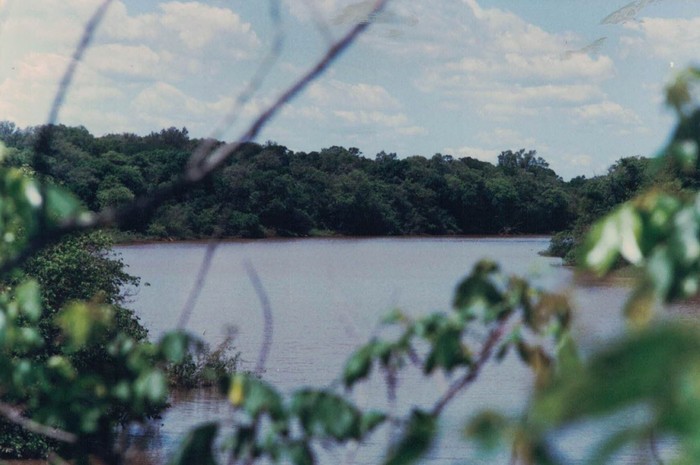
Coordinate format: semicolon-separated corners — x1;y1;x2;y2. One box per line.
1;126;576;238
0;24;698;465
166;331;240;389
461;67;700;465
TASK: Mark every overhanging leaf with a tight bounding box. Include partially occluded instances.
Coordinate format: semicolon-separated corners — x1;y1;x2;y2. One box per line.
168;422;219;465
383;410;436;465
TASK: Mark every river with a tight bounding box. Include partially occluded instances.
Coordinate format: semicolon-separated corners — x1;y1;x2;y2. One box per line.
114;237;672;464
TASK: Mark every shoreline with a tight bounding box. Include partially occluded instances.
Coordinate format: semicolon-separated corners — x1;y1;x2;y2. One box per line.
113;233;554;247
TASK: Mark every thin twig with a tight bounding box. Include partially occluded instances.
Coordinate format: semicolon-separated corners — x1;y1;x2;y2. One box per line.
32;0;114;249
430;318;509;417
47;0;114;126
244;260;274;376
0;401;77;443
649;429;665;465
0;0;390;279
187;0;285;172
177;240;219;329
187;0;389;181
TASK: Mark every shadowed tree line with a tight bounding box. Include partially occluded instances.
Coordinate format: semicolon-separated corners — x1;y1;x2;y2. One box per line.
0;121;656;241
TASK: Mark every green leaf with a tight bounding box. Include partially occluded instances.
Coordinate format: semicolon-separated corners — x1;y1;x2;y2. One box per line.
533;324;700;429
617;205;643;264
582;221;613;273
15;280;41;322
291;390;362;441
159;331;190;364
587;428;647;465
465;410;508;452
55;302;113;351
555;332;581;379
228;374;285;421
45;184;82;222
424;327;470;374
453;260;503;312
285;441;315;465
343;341;375;388
382;308;406;325
167;422;219;465
383;409;436;465
243;378;284;421
360;410;387;436
582;205;644;274
668;140;699;172
134;370;168;404
623;286;656;329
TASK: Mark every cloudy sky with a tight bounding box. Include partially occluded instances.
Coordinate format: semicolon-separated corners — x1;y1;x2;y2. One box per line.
0;0;698;179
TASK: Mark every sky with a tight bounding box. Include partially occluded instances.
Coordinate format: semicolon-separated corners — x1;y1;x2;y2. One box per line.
0;0;698;179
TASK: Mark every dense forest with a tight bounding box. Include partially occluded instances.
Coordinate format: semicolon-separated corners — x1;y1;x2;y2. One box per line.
0;121;670;243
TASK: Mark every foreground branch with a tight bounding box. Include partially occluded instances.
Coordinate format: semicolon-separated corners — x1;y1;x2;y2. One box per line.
0;402;77;444
431;318;509;417
245;261;274;375
177;240;219;329
0;0;389;279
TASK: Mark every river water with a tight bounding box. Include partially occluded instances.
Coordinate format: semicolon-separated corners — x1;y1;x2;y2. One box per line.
114;237;676;464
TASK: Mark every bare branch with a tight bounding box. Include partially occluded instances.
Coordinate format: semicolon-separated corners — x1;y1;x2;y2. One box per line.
0;0;389;278
47;0;114;126
244;260;274;376
430;318;509;417
32;0;114;248
188;0;389;181
187;0;286;172
0;401;77;444
177;240;219;329
649;429;665;465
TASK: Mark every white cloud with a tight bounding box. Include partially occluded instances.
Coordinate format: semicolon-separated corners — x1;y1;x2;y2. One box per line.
158;2;259;53
283;0;418;31
283;0;338;22
0;52;69;124
561;153;593;167
129;82;230;133
482;84;604;105
443;53;613;82
376;0;618;125
573;101;642;125
284;78;427;138
331;109;426;136
443;145;499;163
622;16;700;65
477;127;537;148
397;126;428;136
334;110;406;126
0;1;261;133
87;44;162;79
307;80;399;109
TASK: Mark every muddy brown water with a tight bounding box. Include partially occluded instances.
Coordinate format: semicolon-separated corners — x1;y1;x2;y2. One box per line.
42;237;693;464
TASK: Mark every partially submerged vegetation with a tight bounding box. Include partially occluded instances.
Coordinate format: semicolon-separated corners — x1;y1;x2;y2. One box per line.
166;331;240;389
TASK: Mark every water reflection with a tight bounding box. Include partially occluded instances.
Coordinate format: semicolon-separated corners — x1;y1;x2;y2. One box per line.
124;388;234;464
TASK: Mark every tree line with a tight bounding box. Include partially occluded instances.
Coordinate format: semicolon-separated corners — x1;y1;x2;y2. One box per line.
0;121;654;241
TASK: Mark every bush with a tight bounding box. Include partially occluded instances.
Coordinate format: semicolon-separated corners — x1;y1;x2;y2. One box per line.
167;331;240;389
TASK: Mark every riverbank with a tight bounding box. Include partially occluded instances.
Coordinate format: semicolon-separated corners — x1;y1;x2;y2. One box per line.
109;228;555;246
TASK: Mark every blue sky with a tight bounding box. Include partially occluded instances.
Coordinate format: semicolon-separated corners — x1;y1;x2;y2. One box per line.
0;0;698;179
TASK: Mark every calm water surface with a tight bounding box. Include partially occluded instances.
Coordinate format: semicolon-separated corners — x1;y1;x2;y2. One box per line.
115;237;677;464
